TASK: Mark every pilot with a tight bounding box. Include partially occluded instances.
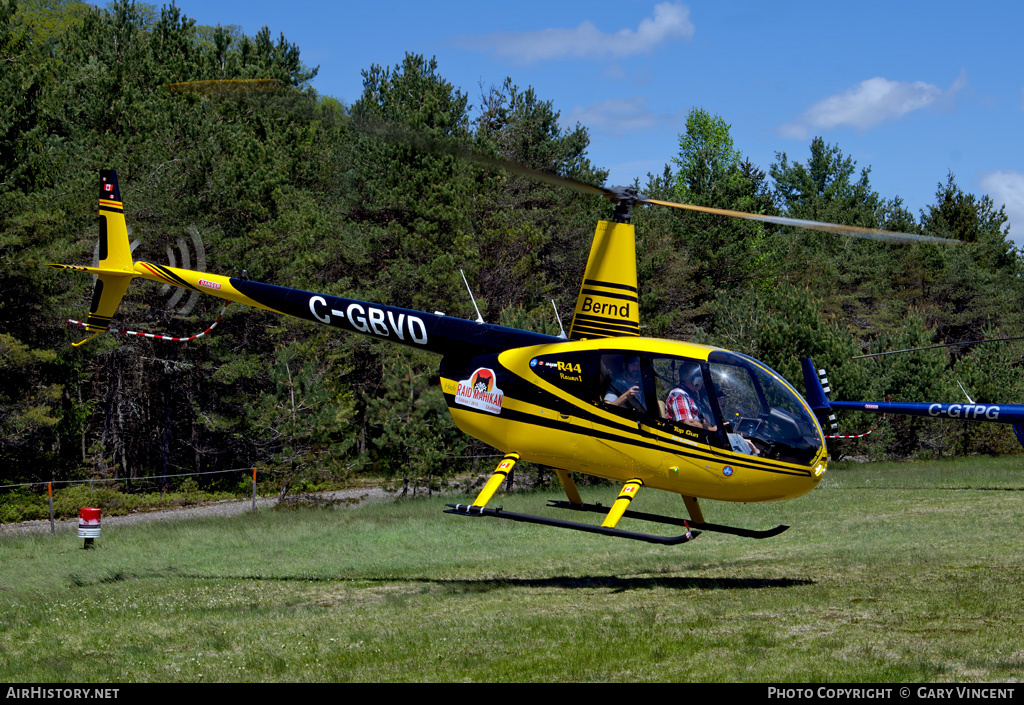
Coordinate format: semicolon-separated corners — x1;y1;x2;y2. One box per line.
665;365;717;432
604;355;645;412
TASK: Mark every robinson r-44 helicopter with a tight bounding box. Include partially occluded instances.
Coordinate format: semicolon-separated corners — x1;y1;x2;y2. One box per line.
53;166;961;546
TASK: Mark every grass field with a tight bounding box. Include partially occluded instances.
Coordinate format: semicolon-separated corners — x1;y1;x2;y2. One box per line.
2;457;1023;683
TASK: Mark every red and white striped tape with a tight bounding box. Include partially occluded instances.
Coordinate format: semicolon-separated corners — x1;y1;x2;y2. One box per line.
69;301;230;342
826;419;883;439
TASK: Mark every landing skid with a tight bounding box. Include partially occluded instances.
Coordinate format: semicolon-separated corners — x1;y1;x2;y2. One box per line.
450;455;787;544
444;503;701;545
546;500;789;539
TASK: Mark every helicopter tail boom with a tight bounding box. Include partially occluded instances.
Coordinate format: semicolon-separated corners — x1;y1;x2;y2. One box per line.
803;357;1024;450
52;171;562;357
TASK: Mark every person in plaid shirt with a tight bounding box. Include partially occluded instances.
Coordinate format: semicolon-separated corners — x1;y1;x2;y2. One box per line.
665;365;717;432
666;364;760;455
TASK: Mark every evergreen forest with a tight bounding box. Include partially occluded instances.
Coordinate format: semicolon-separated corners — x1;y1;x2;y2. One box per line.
3;0;1022;511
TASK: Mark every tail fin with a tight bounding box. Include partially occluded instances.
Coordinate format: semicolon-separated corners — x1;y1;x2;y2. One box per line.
49;170;137;345
567;220;640;340
95;170;134;273
800;357;838;435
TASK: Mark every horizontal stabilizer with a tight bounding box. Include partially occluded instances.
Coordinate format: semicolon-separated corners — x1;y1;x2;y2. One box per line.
48;264;137;277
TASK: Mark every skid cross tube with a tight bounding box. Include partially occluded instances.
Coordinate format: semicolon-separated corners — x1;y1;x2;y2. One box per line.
444;503;700;546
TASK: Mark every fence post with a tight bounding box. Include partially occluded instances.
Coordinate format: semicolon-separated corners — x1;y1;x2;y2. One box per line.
251;468;257;512
48;482;54;534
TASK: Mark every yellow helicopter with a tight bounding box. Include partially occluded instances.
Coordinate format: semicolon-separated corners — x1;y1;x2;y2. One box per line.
51;167;952;545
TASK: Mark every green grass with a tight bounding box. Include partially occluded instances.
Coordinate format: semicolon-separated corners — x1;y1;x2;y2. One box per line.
2;456;1023;682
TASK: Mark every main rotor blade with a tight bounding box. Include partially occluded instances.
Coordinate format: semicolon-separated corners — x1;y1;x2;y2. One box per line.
645;198;954;244
352;119;959;244
470;152;955;243
462;150;611;199
853;335;1024;359
353;118;614;198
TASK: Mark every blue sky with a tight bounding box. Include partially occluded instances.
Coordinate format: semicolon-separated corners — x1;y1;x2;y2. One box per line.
167;0;1024;245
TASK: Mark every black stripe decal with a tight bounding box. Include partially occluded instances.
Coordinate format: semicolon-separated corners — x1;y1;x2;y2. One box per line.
151;264;199;291
570;324;636;338
98;218;109;261
559;401;813;476
89;279;105;313
572;315;640;333
584;279;638;293
539;396;793;474
446;396;812;478
579;288;638;303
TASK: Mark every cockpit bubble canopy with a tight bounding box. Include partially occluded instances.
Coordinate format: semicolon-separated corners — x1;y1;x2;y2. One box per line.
707;351;823;465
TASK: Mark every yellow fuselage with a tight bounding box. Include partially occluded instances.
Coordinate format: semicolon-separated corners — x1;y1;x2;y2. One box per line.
443;337;828;504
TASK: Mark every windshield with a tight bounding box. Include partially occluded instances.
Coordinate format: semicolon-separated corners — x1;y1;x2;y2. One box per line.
707;351;823;465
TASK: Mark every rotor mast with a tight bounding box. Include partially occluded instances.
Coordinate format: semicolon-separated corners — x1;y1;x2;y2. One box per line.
604;186;646;224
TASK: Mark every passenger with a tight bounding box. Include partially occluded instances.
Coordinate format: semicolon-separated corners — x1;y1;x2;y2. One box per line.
666;365;759;455
604;355;645;412
665;366;717;432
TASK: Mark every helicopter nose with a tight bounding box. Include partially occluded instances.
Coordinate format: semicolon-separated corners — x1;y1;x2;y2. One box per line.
812;459;827;480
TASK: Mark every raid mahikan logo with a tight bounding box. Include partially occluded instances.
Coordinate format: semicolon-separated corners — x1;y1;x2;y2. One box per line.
455;367;505;415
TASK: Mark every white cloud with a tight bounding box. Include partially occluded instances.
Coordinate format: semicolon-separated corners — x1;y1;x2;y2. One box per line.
567;98;655;134
777;122;810;141
780;71;966;137
980;170;1024;247
459;2;694;64
806;77;940;131
565;96;682;137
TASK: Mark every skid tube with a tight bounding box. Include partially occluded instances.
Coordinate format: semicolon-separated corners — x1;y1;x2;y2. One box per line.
546;500;789;540
444;503;700;546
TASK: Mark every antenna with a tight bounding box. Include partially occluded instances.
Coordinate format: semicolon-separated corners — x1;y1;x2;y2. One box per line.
957;380;975;404
552;300;567;339
460;269;484;324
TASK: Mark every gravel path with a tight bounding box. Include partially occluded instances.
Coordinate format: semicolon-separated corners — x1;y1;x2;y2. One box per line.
0;486;403;537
